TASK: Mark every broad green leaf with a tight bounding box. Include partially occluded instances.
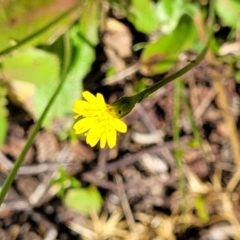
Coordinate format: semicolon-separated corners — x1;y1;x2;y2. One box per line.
64;186;103;215
156;0;198;34
1;48;60;119
0;0;82;52
216;0;240;28
0;84;8;147
2;48;59;85
34;0;99;126
128;0;159;34
140;14;196;75
2;0;99;127
52;168;81;198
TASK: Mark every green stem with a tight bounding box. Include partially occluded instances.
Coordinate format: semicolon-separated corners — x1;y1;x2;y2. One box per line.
182;92;210;162
173;78;186;209
115;0;215;118
0;33;71;206
173;78;182;168
138;1;215;100
0;2;82;57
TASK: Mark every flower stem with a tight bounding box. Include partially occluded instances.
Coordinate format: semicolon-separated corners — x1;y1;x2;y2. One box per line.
0;33;71;206
139;2;215;98
115;0;215;118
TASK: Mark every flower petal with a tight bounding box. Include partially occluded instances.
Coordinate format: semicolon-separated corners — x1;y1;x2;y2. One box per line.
74;114;80;119
86;135;100;147
112;119;127;133
96;93;106;108
73;117;96;134
73;91;128;149
72;100;92;114
86;126;103;147
107;128;117;148
100;133;107;149
82;91;97;104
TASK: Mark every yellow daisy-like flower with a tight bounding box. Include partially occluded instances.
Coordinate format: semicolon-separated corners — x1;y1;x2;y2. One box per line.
72;91;127;149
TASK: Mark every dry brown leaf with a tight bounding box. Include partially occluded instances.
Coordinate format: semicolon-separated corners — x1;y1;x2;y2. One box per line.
7;80;35;114
103;18;132;72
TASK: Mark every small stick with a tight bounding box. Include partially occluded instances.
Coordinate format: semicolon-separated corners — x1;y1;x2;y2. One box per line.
115;174;138;240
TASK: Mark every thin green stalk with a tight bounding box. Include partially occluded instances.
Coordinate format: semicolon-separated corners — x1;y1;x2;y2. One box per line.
62;33;72;77
137;0;215;100
0;2;82;57
173;78;182;167
0;33;72;206
113;0;215;118
182;92;210;162
173;79;186;207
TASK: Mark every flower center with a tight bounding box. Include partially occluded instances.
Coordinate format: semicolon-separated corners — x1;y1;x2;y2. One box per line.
106;105;119;118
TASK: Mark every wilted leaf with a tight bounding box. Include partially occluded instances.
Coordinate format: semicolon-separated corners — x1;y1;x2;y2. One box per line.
140;14;196;75
128;0;159;34
103;18;132;72
7;80;35;112
64;186;103;215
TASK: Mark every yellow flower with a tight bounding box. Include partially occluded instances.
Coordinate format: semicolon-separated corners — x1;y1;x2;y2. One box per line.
72;91;127;149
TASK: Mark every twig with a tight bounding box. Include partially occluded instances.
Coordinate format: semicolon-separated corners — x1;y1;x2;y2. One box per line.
115;174;138;240
89;136;190;175
44;229;58;240
193;89;216;120
226;168;240;192
102;63;140;85
82;173;117;190
81;137;191;190
28;146;71;206
0;151;79;176
135;104;157;132
0;200;30;212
